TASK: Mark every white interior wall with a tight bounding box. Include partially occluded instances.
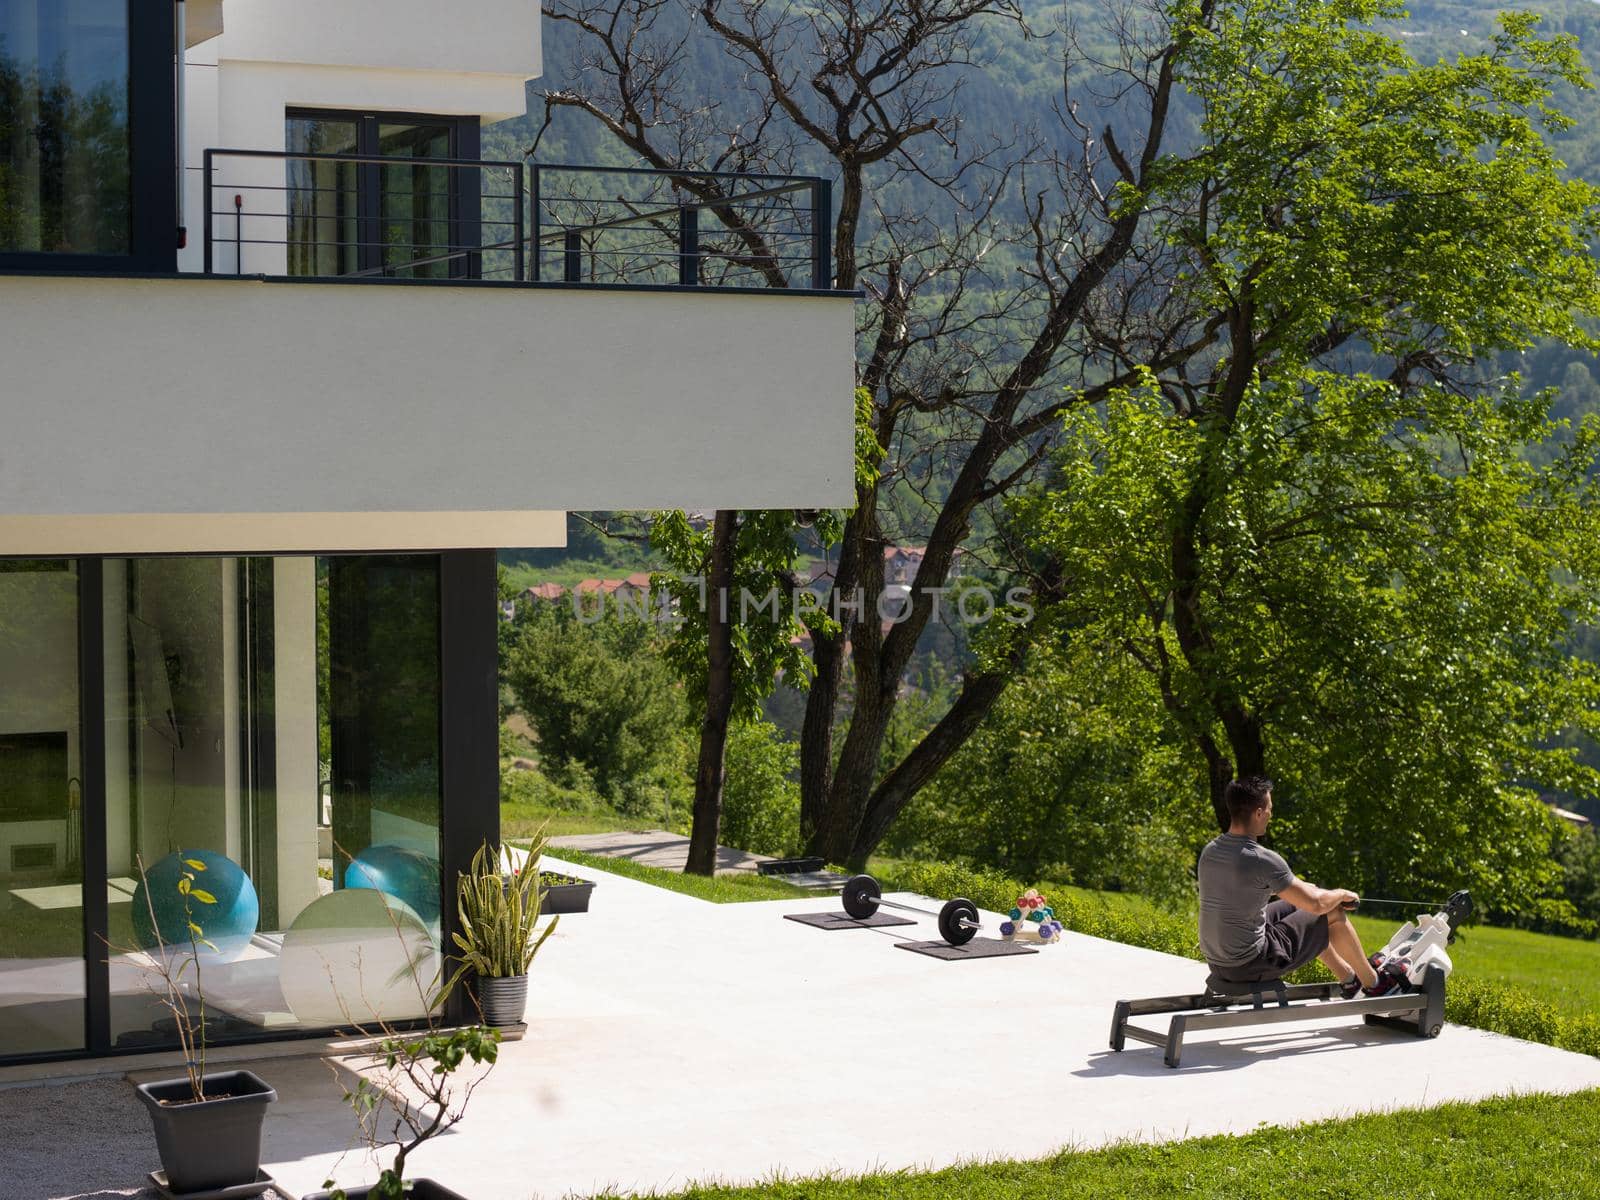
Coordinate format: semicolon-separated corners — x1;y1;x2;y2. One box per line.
273;558;321;927
103;562;131;877
221;561;241;862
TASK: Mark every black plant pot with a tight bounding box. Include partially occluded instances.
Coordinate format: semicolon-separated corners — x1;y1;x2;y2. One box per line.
135;1069;277;1194
538;873;595;914
303;1180;469;1200
476;974;528;1026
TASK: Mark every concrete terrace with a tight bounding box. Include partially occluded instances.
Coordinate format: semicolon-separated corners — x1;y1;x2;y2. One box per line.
11;854;1600;1200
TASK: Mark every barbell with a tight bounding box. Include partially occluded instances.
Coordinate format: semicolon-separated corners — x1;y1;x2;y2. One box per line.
840;873;981;946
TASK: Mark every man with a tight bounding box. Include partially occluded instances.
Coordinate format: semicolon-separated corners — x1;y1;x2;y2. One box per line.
1198;775;1397;997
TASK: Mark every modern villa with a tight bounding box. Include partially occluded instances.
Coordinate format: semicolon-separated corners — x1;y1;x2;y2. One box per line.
0;0;854;1067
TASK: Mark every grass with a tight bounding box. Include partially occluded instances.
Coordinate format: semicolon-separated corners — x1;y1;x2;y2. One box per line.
1348;912;1600;1022
501;798;666;840
871;854;1600;1022
534;846;814;904
866;857;1600;1056
580;1089;1600;1199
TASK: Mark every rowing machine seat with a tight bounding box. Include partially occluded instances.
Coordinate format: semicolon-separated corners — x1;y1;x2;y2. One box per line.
1204;972;1290;1009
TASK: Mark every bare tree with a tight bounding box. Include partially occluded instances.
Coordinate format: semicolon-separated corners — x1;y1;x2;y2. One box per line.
539;0;1221;866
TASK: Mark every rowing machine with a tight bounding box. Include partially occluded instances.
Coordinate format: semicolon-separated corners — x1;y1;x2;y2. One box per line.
1109;891;1469;1068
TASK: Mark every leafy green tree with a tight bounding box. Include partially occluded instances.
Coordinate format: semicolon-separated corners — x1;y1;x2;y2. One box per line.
652;508;831;873
884;638;1207;906
719;719;804;858
1015;0;1600;913
1555;824;1600;932
502;603;684;803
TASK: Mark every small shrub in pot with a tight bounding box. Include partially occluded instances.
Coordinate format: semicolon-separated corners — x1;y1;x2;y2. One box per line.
125;854;277;1192
444;834;559;1027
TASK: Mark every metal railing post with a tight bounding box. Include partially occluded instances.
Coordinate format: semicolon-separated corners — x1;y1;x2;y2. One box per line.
564;231;582;283
513;163;526;283
530;164;541;282
203;149;214;274
678;204;699;287
811;178;832;290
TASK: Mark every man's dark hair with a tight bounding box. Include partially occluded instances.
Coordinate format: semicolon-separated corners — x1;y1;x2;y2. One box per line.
1224;775;1274;822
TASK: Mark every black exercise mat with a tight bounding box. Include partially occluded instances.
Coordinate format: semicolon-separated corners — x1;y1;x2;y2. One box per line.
895;937;1039;960
784;910;916;930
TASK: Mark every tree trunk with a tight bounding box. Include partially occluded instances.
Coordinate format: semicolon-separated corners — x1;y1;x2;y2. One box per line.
849;655;1021;864
685;510;737;876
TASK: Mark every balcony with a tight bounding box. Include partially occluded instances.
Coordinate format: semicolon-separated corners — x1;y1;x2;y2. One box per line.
199;151;834;291
0;157;857;551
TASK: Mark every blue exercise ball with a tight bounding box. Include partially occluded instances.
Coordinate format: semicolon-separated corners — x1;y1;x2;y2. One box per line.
132;849;259;963
343;844;441;926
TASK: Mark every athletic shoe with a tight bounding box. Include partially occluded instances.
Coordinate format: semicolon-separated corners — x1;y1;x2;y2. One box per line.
1338;975;1363;1000
1364;963;1409;997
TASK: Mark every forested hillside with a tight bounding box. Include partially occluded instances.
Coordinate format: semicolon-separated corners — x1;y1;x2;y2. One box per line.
498;0;1600;796
487;0;1600;486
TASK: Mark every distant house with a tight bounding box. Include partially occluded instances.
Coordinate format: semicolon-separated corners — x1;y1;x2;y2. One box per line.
1550;803;1593;829
613;571;654;596
883;545;926;584
524;582;568;604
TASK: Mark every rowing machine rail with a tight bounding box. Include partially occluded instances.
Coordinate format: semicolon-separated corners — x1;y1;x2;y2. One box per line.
1109;964;1447;1069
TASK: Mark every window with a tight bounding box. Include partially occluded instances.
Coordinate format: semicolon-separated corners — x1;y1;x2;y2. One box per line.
285;111;480;279
0;0;174;271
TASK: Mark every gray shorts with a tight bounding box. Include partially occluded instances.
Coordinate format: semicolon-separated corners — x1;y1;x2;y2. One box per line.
1211;899;1330;984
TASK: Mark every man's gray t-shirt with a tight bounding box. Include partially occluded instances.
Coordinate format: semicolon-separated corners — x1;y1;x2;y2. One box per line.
1197;834;1296;967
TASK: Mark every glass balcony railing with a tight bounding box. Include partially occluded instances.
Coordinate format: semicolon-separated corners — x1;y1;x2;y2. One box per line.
201;149;836;291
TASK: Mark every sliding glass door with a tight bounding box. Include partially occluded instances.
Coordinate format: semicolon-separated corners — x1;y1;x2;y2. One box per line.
105;556;444;1048
0;554;483;1064
0;560;84;1057
286;111;478;280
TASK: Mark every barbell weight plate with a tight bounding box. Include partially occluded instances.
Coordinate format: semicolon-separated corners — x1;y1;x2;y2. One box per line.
841;874;882;920
939;898;980;946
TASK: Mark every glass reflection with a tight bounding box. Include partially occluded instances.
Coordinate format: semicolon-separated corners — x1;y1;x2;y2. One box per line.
0;0;130;254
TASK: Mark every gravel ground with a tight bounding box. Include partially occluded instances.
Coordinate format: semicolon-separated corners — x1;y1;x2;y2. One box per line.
0;1077;292;1200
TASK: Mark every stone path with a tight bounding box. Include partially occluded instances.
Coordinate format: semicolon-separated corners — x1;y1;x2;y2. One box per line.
547;829;847;888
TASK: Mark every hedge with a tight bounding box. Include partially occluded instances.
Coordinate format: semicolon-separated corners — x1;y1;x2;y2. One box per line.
875;860;1600;1060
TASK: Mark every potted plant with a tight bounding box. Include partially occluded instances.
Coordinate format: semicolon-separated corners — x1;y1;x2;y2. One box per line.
128;854;277;1195
445;839;559;1027
306;1024;500;1200
537;869;596;914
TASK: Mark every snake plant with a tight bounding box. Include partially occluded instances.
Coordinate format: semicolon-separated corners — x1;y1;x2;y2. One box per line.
445;837;559;988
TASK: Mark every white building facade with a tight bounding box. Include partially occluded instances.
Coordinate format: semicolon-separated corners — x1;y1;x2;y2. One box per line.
0;0;854;1064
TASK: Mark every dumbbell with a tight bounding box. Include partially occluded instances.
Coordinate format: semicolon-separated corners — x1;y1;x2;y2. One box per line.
839;873;981;946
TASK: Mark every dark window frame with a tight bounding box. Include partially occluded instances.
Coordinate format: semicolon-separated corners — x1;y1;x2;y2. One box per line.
285;108;481;280
0;0;177;274
0;548;498;1067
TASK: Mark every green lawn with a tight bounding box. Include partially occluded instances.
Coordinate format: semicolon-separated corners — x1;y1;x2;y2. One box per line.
581;1089;1600;1200
1350;912;1600;1023
532;846;813;904
500;799;671;841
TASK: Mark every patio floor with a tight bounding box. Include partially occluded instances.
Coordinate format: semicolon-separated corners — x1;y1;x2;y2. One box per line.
14;854;1600;1199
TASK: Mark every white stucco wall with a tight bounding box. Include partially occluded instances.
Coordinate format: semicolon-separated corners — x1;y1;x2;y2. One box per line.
0;274;857;545
179;3;537;274
215;0;540;81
